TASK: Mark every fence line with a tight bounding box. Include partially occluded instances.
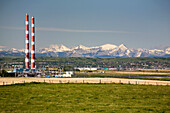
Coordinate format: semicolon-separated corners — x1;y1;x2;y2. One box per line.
1;79;169;86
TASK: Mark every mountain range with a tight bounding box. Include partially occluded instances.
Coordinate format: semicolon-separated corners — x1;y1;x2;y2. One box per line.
0;44;170;57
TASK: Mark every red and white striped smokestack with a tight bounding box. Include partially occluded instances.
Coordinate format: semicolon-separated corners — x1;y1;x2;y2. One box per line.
25;13;29;69
31;16;35;69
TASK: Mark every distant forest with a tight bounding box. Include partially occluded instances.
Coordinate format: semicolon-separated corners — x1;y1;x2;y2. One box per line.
0;57;170;69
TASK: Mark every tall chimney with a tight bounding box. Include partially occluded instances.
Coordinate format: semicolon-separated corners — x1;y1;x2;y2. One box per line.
25;13;29;69
31;16;35;69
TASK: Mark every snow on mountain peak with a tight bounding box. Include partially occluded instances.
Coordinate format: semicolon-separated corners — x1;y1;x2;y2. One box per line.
49;44;70;52
59;45;70;50
74;45;90;50
8;48;19;52
100;44;117;50
119;44;127;50
165;47;170;54
18;49;25;52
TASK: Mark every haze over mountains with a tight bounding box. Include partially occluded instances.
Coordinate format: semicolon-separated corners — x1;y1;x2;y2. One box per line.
0;44;170;57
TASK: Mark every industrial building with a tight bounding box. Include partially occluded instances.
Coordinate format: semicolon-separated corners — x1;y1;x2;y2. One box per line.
11;14;72;77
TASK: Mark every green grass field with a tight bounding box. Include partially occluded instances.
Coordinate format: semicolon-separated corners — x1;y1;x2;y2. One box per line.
72;76;170;81
0;83;170;113
75;71;170;76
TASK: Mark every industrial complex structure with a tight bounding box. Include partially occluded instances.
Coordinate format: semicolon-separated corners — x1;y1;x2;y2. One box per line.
25;14;35;70
8;14;73;77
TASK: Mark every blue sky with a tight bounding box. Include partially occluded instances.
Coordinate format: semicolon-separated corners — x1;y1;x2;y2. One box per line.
0;0;170;49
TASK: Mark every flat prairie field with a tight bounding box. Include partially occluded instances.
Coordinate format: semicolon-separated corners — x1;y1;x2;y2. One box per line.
0;83;170;113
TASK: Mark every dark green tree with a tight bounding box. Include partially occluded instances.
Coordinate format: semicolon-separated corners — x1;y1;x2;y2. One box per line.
63;66;74;71
0;69;8;77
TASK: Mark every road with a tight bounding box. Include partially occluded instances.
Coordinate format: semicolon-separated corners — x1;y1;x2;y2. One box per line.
0;77;170;86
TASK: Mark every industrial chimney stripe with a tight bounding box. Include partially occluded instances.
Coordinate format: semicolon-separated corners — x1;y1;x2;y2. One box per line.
25;13;29;69
31;16;35;69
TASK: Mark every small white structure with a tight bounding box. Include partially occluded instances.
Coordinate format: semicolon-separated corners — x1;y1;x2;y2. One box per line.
55;71;74;77
99;71;105;73
75;67;98;71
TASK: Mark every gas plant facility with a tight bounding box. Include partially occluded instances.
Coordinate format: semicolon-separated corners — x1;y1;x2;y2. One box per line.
10;14;73;77
12;14;37;77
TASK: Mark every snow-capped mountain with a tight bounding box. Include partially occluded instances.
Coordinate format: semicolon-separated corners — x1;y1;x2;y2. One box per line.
99;44;117;50
165;47;170;54
0;44;170;57
72;45;91;50
37;45;70;53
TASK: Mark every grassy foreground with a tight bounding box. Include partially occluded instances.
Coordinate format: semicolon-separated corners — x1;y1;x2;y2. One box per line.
0;83;170;113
